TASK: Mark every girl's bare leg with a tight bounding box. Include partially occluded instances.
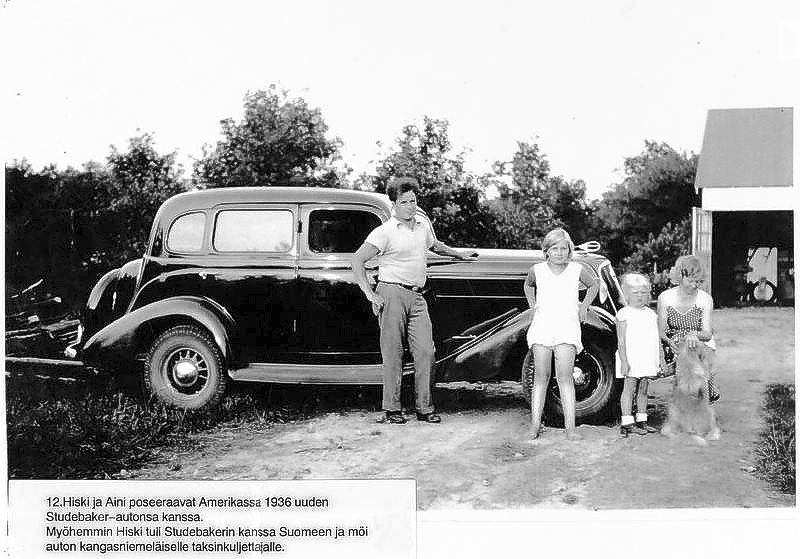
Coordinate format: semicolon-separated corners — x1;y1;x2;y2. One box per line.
554;344;581;440
530;344;552;438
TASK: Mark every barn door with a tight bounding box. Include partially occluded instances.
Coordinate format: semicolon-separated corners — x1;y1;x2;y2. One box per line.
692;207;713;292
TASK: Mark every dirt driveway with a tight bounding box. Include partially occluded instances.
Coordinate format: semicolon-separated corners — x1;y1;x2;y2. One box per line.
126;308;795;509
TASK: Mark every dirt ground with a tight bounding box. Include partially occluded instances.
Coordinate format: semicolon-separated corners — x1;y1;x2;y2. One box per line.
125;307;795;510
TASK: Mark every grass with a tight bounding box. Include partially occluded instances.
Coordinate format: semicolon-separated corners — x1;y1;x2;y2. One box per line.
752;383;796;494
5;370;381;479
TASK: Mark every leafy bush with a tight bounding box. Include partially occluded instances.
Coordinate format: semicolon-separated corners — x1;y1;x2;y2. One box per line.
753;383;795;494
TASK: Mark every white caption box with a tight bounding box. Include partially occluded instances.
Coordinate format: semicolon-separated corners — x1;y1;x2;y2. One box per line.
9;479;415;558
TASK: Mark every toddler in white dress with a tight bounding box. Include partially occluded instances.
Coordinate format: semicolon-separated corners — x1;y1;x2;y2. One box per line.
616;273;667;436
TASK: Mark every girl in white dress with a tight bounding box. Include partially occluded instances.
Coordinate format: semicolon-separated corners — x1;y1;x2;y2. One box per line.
524;228;601;440
616;273;667;436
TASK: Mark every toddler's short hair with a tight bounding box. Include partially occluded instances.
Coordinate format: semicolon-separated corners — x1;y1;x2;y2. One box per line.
541;228;575;257
621;272;650;297
621;272;651;290
669;255;707;285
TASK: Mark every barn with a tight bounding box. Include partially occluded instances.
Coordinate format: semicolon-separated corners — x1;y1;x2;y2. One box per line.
692;107;794;307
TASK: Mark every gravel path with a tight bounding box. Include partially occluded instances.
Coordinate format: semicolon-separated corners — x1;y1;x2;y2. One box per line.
126;307;795;510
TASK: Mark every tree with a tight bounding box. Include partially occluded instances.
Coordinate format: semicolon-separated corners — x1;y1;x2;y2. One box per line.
621;218;692;294
370;117;468;194
595;141;698;264
622;218;691;272
365;116;495;245
484;196;553;250
5;134;186;307
489;141;596;248
498;141;551;204
194;86;347;188
540;176;596;244
106;133;186;260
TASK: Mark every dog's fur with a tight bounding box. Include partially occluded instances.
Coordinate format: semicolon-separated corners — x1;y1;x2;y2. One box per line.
661;341;721;446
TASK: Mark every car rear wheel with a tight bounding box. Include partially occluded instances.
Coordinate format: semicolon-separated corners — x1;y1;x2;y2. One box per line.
143;325;226;410
521;339;618;425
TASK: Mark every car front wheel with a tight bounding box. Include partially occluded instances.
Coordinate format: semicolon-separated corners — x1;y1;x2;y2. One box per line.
143;325;226;410
521;339;618;425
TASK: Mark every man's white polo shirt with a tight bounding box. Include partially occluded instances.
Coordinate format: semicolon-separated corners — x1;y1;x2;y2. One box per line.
364;216;434;288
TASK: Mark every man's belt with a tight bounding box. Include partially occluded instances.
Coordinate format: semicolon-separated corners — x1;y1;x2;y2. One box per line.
379;281;426;293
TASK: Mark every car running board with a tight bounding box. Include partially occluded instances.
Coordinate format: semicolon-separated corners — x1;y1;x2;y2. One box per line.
229;362;415;385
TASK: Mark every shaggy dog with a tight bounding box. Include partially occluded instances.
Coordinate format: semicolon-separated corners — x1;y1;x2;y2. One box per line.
661;341;721;446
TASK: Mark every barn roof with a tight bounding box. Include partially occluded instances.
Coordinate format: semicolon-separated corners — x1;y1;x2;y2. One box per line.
695;107;793;189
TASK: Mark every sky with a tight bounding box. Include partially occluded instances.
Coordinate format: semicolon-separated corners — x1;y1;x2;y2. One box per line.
2;0;799;199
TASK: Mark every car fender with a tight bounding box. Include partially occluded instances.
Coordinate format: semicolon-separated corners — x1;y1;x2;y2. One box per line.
440;306;616;382
81;296;236;370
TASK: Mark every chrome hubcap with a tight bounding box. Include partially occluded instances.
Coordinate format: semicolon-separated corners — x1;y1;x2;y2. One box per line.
573;366;589;386
549;352;604;407
165;348;208;393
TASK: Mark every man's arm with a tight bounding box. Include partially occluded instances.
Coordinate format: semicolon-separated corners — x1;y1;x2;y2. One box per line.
430;240;477;260
351;242;383;315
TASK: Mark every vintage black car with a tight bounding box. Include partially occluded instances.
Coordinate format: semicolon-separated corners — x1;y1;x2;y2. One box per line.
79;187;625;423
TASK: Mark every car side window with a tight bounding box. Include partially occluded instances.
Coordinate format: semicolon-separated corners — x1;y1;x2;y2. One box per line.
213;209;294;252
167;212;206;253
308;209;381;253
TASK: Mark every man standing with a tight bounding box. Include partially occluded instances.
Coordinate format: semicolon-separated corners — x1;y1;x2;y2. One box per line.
352;177;476;424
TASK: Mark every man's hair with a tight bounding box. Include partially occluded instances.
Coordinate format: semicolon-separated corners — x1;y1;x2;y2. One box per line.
387;177;419;202
669;255;707;285
541;227;574;257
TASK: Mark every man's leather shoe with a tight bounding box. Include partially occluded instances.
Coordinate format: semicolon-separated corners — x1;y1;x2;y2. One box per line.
416;412;441;423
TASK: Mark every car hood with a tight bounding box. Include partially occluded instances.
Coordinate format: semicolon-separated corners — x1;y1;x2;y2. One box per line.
429;248;608;277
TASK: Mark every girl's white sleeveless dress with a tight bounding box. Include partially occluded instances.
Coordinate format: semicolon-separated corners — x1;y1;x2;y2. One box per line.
526;261;583;353
614;306;660;378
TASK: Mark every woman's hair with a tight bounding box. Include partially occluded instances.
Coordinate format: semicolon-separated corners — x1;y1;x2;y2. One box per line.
541;228;574;258
668;255;707;285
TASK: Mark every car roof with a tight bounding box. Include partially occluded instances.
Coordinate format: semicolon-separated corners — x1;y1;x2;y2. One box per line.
158;187;392;217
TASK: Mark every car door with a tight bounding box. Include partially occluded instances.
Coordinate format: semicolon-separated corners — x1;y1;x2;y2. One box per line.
207;203;300;363
154;203;299;363
292;203;386;364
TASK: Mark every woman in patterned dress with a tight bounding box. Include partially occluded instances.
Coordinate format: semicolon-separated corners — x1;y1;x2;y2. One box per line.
656;255;719;402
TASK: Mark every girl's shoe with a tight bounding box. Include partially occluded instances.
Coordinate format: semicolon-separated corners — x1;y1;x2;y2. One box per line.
636;421;658;433
620;424;646;437
377;411;407;424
